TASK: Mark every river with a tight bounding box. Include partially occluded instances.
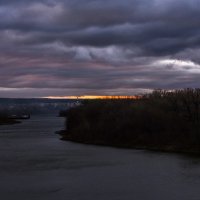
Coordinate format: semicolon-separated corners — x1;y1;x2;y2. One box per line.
0;114;200;200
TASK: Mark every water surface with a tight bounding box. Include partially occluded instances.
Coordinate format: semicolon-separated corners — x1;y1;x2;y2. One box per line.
0;114;200;200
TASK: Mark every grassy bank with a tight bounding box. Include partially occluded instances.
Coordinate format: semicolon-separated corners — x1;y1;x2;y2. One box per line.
61;89;200;154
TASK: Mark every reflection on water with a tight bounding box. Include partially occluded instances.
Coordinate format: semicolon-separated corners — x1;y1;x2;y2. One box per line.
0;114;200;200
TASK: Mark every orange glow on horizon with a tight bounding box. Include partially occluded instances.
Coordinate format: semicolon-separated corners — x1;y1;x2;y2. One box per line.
45;95;138;99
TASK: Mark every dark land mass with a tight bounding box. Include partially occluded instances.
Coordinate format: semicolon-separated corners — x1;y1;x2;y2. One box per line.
0;117;20;125
61;89;200;155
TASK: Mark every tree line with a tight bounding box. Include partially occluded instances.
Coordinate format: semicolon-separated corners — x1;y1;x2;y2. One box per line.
61;89;200;154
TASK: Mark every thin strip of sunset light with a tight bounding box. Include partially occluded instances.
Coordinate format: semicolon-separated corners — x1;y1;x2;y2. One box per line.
45;95;137;99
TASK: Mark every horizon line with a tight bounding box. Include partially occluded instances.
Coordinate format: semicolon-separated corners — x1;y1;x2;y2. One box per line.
44;95;138;99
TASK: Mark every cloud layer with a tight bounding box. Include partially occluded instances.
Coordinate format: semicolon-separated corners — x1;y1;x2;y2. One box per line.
0;0;200;97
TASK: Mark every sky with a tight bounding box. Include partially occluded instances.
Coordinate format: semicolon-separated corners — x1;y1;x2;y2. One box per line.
0;0;200;98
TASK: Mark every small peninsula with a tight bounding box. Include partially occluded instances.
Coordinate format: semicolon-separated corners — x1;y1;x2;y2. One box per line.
61;89;200;154
0;117;20;125
0;114;20;125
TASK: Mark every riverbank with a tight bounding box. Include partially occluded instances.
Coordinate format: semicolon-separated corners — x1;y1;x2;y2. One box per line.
61;135;200;155
0;118;20;125
60;89;200;155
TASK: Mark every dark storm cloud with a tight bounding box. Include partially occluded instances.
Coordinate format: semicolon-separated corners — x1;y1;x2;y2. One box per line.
0;0;200;97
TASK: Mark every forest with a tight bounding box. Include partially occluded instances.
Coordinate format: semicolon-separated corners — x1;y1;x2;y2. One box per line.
61;89;200;154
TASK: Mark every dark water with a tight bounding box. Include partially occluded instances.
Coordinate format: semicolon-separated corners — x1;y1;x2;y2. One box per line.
0;115;200;200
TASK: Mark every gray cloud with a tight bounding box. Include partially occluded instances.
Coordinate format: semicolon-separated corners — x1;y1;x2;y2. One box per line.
0;0;200;97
